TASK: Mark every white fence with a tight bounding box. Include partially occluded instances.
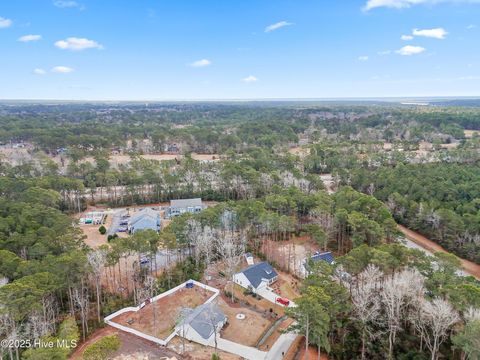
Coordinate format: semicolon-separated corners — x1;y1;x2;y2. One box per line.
104;279;220;345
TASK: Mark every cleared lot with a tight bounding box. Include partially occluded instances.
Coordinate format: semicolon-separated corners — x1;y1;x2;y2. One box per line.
111;286;213;340
218;297;272;347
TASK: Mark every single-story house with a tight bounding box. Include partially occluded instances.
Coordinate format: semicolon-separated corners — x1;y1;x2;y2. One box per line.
128;208;161;234
166;198;204;218
301;251;335;276
176;303;226;343
310;251;335;265
244;252;254;265
233;262;278;293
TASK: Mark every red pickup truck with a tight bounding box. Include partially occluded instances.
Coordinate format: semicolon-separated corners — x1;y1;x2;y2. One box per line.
276;297;290;306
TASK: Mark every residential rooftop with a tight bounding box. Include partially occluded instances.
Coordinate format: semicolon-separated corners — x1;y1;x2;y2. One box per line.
240;261;278;288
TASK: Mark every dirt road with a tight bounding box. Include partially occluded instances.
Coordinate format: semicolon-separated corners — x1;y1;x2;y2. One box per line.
398;225;480;280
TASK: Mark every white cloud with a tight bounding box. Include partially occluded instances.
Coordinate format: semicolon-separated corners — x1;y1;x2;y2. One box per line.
18;34;42;42
459;75;480;80
189;59;211;68
467;24;477;29
378;50;392;55
364;0;480;11
55;37;103;51
265;21;293;32
33;68;46;75
51;66;74;73
0;17;12;28
401;34;414;40
358;56;369;61
53;1;82;8
242;75;258;83
396;45;426;55
413;27;448;39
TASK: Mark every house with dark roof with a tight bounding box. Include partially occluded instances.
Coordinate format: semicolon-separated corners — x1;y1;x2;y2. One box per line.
176;302;226;343
301;251;335;277
233;262;278;293
166;198;204;218
128;208;161;234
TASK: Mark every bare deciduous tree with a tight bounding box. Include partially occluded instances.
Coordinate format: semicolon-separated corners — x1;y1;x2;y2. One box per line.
413;298;460;360
72;279;90;341
87;248;107;323
216;231;246;302
351;264;382;360
381;268;424;359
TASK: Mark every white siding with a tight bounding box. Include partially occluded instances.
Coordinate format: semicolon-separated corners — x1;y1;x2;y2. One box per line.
233;272;251;289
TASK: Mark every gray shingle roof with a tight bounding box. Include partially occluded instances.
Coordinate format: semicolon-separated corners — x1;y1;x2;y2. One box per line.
181;303;225;340
241;262;278;288
170;198;202;209
129;208;159;226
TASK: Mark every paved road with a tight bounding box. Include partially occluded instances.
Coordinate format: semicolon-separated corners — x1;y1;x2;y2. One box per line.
398;224;480;280
266;331;298;360
216;338;267;360
107;209;127;236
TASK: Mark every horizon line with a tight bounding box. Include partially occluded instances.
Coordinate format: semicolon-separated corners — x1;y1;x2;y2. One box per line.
1;96;480;103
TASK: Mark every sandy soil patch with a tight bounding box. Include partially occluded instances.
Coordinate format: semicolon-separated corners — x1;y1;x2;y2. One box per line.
105;153;219;167
270;271;301;300
111;287;213;339
0;147;32;165
80;223;109;248
191;153;220;161
263;236;319;277
439;143;459;149
69;326;182;360
167;336;239;360
288;146;309;157
73;205;112;248
218;297;272;347
296;341;329;360
464;130;480;138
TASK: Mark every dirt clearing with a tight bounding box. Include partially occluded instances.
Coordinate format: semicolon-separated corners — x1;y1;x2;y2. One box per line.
218;297;272;347
70;326;183;360
111;287;213;339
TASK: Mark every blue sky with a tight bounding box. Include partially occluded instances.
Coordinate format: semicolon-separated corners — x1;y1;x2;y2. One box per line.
0;0;479;100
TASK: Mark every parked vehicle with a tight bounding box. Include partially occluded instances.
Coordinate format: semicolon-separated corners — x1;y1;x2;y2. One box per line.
276;297;290;306
117;227;128;232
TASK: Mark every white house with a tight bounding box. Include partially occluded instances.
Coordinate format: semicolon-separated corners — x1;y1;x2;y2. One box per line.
233;262;278;293
176;302;226;344
166;198;204;218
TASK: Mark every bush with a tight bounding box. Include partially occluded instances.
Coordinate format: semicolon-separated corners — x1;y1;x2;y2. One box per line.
211;354;221;360
98;225;106;235
107;234;118;242
83;335;121;360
